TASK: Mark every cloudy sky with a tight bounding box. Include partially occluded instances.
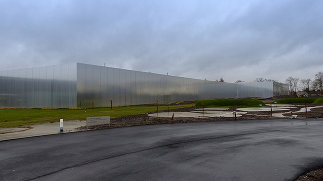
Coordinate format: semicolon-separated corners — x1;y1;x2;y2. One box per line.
0;0;322;82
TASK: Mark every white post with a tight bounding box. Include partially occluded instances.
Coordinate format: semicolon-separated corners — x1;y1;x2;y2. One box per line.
60;119;64;133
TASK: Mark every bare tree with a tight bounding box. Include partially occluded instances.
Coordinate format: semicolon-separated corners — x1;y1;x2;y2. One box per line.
256;78;265;82
292;78;299;92
219;77;224;82
256;78;275;82
301;79;311;91
286;77;294;94
312;72;323;92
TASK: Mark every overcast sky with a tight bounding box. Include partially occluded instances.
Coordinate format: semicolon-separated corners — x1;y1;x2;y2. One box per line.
0;0;322;82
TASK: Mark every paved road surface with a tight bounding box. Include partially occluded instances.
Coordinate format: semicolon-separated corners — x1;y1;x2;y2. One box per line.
1;119;323;181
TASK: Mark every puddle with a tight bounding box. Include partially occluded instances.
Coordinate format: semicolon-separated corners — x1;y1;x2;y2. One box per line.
272;113;288;118
195;107;229;111
296;105;323;113
265;104;297;107
149;105;323;119
237;107;291;112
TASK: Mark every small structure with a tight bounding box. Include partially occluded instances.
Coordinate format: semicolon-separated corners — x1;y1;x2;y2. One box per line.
86;116;110;127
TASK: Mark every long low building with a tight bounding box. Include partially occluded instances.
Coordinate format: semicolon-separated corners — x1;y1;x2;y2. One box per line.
0;63;289;108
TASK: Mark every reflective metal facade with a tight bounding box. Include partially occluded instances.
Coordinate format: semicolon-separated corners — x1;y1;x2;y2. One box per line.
76;63;283;107
77;63;202;107
0;63;289;108
0;64;77;108
273;81;290;96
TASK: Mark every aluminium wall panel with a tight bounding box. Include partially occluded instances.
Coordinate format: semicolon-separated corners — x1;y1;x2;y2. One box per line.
0;63;289;108
77;63;206;107
77;63;280;107
0;64;77;108
273;81;289;96
238;81;274;98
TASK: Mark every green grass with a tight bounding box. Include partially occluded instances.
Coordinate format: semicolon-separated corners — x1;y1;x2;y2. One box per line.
0;104;193;128
195;98;265;108
313;98;323;104
275;98;317;104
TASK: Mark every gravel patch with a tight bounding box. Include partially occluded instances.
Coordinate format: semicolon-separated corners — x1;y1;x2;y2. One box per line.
296;168;323;181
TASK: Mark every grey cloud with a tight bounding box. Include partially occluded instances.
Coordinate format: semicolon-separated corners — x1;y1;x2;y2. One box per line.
0;0;323;82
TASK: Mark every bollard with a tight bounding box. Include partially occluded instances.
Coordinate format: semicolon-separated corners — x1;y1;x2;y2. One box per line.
305;103;308;118
110;100;113;110
270;103;273;117
233;106;237;120
203;106;204;116
202;102;205;116
156;101;159;117
60;119;64;133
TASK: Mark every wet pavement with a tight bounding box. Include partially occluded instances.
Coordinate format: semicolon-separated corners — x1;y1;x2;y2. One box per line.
1;118;323;181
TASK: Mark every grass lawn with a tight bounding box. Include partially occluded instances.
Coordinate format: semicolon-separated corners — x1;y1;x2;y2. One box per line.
196;98;265;108
0;104;194;128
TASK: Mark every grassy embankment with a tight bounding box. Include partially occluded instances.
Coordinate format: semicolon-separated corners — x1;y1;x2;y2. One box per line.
196;98;265;108
0;104;193;128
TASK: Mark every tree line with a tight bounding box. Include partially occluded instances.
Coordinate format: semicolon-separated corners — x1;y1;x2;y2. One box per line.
285;72;323;94
218;72;323;95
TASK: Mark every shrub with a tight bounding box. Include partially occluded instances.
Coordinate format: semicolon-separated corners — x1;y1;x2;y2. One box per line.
313;98;323;104
275;98;317;104
196;98;264;107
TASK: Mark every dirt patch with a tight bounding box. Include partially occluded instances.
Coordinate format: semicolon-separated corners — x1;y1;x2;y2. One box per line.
295;107;323;118
77;105;323;131
78;107;281;131
296;168;323;181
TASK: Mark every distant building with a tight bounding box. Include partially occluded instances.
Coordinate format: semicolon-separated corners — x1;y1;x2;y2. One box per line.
0;63;289;108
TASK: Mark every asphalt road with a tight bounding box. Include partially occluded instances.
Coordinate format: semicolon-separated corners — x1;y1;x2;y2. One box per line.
1;119;323;181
